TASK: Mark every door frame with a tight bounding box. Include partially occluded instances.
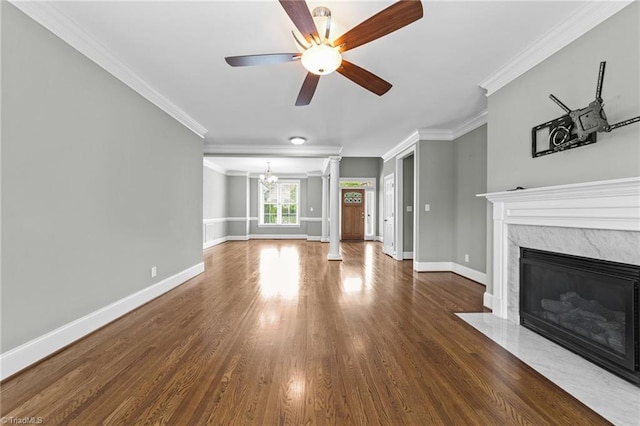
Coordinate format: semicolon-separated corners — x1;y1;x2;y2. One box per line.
382;173;395;257
338;178;376;240
395;146;417;262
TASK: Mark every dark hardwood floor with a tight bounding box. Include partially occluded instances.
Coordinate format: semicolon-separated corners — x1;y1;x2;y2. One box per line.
1;241;609;425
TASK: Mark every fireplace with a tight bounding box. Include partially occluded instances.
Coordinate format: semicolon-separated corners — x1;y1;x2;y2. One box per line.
520;247;639;385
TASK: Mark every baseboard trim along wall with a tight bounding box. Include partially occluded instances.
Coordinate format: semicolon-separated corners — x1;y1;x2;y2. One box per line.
0;262;204;381
413;261;487;286
403;251;414;260
483;292;495;311
203;236;228;249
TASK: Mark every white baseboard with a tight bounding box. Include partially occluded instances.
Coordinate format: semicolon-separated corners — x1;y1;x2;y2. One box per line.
321;237;329;243
203;236;227;249
451;263;487;285
248;234;308;240
413;262;487;285
226;235;249;241
403;251;414;260
483;292;494;310
307;236;322;241
413;261;453;272
0;262;204;380
375;236;383;242
327;253;343;261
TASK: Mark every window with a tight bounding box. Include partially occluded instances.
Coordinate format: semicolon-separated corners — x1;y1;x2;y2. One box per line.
259;181;299;226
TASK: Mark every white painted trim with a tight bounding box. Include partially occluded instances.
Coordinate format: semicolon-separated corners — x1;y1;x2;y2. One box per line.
452;263;487;286
413;261;453;272
249;173;308;179
203;236;227;249
327;253;343;261
382;130;419;161
307;236;322;241
248;234;308;240
203;217;226;224
248;217;259;221
321;237;330;243
412;261;487;285
375;236;383;242
203;159;227;174
227;235;249;241
300;217;322;222
0;262;204;380
451;111;488;140
306;171;323;177
382;111;488;161
483;292;494;311
227;217;249;222
9;1;207;138
479;1;633;96
478;177;640;231
204;144;342;156
403;252;414;260
226;171;250;177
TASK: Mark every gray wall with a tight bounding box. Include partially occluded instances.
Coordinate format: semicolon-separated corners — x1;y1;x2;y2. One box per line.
227;175;248;236
453;125;487;272
306;176;322;238
415;141;454;263
485;4;639;294
403;155;414;252
1;3;203;351
487;4;639;193
203;166;228;243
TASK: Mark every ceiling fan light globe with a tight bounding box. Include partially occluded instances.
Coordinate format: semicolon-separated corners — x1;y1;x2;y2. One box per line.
290;136;306;145
301;44;342;75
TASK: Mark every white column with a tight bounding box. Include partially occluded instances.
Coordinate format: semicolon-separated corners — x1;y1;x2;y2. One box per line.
327;156;342;260
321;174;329;242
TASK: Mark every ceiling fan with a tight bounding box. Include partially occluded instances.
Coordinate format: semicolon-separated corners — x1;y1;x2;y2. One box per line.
225;0;424;106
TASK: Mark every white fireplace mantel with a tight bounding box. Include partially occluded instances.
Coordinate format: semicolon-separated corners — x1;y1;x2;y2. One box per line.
479;177;640;319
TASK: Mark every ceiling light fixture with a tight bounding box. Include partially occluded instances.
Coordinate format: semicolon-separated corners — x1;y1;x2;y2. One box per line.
259;162;278;190
289;136;306;145
301;44;342;75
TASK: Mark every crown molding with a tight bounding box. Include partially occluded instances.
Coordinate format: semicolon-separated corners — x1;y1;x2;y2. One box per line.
10;0;208;138
306;171;323;177
381;130;420;161
203;158;227;174
451;110;488;140
249;173;307;179
226;170;250;177
204;144;342;157
381;110;488;161
479;1;633;96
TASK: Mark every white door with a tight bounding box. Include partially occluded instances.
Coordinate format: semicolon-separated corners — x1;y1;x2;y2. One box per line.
383;174;395;256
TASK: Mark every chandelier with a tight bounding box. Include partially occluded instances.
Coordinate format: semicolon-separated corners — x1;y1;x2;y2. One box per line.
259;162;278;190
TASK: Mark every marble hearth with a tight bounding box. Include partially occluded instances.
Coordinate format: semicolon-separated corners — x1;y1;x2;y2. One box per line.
481;177;640;321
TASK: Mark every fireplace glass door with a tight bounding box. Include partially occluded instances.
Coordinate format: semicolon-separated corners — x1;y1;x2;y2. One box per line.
520;248;639;385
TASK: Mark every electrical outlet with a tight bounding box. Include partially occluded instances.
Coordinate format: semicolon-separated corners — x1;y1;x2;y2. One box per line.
406;206;412;212
310;207;314;212
464;254;469;263
151;266;157;278
424;204;430;212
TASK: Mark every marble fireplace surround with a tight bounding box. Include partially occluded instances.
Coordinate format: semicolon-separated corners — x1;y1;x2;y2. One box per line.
481;177;640;321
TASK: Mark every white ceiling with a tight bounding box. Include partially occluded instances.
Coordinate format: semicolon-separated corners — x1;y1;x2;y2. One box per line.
47;0;592;158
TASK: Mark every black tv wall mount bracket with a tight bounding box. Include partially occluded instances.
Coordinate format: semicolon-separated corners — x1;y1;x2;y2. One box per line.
531;61;640;158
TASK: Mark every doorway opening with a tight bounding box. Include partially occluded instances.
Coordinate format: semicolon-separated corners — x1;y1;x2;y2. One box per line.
339;178;376;241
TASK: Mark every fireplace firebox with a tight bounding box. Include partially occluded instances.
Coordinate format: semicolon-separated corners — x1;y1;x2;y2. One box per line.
520;247;639;385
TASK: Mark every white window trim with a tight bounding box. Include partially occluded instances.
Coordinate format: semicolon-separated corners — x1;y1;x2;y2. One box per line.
258;179;301;227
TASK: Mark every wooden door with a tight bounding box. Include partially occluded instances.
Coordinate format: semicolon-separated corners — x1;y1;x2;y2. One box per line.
342;189;365;240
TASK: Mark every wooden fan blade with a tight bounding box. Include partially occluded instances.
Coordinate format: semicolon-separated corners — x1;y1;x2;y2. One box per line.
295;72;320;106
337;60;392;96
279;0;319;44
333;0;423;53
225;53;301;67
